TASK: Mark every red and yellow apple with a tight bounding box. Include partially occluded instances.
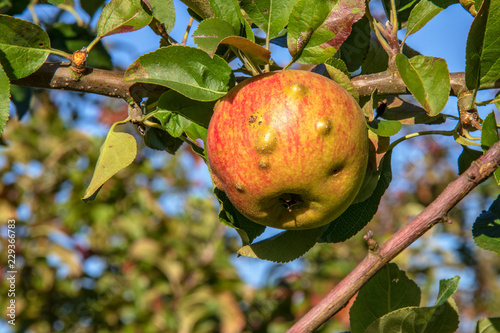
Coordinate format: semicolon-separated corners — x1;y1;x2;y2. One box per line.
206;70;368;230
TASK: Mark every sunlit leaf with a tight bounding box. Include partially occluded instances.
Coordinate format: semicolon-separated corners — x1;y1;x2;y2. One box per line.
0;15;51;79
193;18;236;56
125;45;235;101
395;54;450;116
240;0;298;39
97;0;152;38
83;128;137;201
481;111;500;184
220;36;271;65
324;63;358;101
142;0;175;32
364;300;459;333
209;0;254;41
287;0;365;64
367;119;402;137
0;63;9;135
466;0;500;90
475;317;500;333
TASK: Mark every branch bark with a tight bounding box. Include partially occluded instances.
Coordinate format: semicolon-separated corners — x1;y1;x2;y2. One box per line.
10;62;168;103
11;63;500;102
287;141;500;333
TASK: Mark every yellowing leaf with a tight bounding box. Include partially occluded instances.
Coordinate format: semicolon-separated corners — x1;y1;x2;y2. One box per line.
83;129;137;201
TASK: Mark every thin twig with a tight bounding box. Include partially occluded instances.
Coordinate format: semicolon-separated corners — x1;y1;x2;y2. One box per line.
181;17;194;46
287;140;500;332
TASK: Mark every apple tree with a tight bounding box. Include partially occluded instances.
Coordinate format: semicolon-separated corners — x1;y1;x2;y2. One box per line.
1;0;500;331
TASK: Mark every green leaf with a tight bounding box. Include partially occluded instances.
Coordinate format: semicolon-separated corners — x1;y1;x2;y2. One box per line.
0;63;10;135
319;151;392;243
465;0;500;90
144;127;184;154
193;18;236;56
364;300;460;333
96;0;152;38
240;0;298;39
214;187;266;245
395;54;450;116
339;15;370;72
209;0;254;41
404;0;457;39
475;317;500;333
325;58;350;76
367;119;402;137
157;90;215;128
0;15;51;79
155;111;208;143
81;0;105;18
350;263;421;333
480;111;500;184
435;276;460;306
472;194;500;255
220;36;271;65
457;146;482;175
125;45;235;101
324;64;359;101
143;0;175;33
237;226;327;263
287;0;366;65
83;128;137;201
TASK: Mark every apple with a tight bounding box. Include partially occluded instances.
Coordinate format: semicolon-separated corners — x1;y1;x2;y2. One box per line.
206;70;369;230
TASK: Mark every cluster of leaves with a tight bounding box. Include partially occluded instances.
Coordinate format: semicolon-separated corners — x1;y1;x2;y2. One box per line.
1;0;500;264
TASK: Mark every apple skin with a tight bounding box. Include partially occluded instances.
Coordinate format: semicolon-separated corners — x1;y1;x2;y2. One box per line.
206;70;369;230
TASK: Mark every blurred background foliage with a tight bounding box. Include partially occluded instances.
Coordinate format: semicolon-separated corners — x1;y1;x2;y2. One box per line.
1;0;500;332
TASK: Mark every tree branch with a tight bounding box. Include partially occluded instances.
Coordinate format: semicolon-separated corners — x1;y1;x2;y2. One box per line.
11;63;500;103
287;141;500;333
10;62;168;103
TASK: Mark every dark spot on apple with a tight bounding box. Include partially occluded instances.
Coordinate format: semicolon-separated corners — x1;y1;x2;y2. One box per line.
279;193;303;213
234;183;244;192
248;115;257;124
258;121;262;125
258;156;270;169
329;165;343;175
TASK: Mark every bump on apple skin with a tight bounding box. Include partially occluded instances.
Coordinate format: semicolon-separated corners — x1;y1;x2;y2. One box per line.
207;70;369;230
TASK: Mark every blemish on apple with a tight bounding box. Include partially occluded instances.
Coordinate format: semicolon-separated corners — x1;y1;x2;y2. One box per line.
286;82;309;100
234;183;244;192
315;117;332;136
258;156;270;169
254;127;278;155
